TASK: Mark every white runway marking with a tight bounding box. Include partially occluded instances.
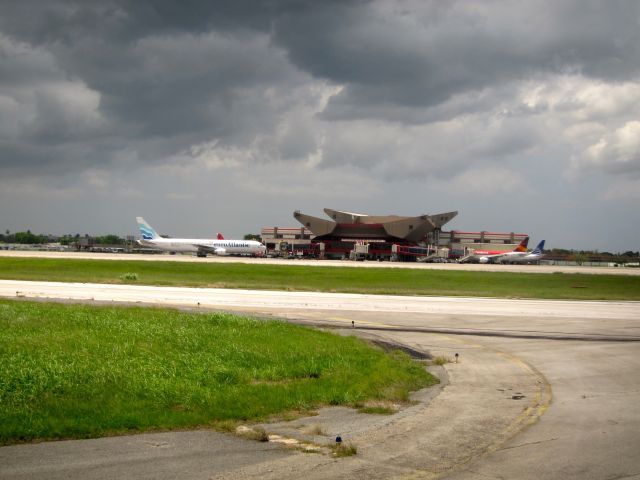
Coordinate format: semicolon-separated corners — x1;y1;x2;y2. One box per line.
2;280;639;320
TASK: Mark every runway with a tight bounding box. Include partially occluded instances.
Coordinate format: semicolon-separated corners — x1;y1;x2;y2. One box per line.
2;249;639;275
1;279;639;479
2;280;640;341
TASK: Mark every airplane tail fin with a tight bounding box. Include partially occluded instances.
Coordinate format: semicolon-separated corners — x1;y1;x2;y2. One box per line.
136;217;159;240
514;237;529;252
531;240;545;255
217;233;224;240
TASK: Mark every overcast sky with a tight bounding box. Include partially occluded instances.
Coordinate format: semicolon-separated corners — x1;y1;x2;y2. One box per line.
1;0;639;251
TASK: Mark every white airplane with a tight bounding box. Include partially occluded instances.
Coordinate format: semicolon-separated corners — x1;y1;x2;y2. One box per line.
136;217;266;257
501;240;546;264
459;237;530;264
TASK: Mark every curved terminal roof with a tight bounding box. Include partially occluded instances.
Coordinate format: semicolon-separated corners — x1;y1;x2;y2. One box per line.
293;209;457;242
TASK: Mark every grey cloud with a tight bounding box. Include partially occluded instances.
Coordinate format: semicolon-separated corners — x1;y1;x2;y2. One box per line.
1;0;638;251
0;36;60;87
575;121;640;176
89;31;297;138
274;115;319;161
0;1;267;47
316;108;542;183
0;2;317;175
0;141;93;175
0;0;639;185
273;1;640;121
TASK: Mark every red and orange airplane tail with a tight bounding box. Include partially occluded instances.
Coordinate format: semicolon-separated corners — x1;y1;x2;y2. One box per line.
514;237;529;252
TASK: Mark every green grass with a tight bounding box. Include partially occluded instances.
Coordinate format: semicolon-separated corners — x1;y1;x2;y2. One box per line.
432;356;452;366
1;257;639;300
0;299;435;445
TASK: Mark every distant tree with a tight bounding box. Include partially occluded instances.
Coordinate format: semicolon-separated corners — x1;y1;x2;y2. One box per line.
244;234;261;241
94;235;124;245
13;231;46;244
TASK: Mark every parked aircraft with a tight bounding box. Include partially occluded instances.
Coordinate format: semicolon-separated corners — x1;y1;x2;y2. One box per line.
502;240;546;264
136;217;266;257
459;237;529;264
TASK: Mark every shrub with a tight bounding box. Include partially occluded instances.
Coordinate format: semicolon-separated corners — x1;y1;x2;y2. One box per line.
332;442;357;457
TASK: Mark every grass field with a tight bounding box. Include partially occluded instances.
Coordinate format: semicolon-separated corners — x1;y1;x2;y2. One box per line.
0;299;435;445
1;257;640;300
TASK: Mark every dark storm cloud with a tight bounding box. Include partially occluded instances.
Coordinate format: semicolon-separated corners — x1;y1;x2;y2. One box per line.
0;0;317;174
0;0;639;179
88;31;296;138
272;0;640;120
0;0;269;45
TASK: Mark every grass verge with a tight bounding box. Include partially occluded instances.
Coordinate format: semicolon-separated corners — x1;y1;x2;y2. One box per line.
1;257;639;300
0;299;436;445
332;442;358;457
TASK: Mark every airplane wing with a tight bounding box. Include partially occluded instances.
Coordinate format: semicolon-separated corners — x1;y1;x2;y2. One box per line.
459;249;505;263
483;252;507;259
469;250;524;264
192;243;224;255
493;251;527;259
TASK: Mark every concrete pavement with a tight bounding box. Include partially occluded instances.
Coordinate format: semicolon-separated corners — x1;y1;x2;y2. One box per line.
447;338;640;480
3;280;639;323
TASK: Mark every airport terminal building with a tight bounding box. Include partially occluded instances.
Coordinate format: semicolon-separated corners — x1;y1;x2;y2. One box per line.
261;208;528;260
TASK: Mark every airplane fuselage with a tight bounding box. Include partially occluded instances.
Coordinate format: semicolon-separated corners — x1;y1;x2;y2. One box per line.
474;250;528;263
135;217;267;257
138;238;265;256
501;253;543;264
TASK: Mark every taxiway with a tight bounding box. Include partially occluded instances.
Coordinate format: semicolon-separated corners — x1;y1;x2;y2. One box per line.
0;279;639;479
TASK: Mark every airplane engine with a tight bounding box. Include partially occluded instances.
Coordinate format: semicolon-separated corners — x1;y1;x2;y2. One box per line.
216;248;228;256
479;257;490;264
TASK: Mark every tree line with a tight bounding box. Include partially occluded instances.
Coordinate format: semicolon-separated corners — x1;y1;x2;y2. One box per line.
1;231;263;245
1;231;126;245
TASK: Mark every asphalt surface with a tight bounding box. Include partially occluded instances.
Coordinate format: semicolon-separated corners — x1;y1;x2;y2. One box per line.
1;280;639;479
